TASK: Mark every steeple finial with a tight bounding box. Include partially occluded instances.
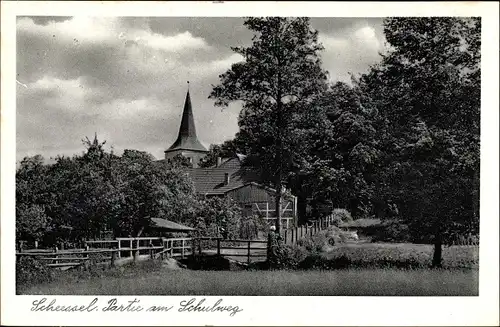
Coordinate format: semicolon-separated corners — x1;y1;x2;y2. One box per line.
187;80;190;91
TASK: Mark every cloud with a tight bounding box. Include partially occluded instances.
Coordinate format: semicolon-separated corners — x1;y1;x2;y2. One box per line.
16;17;386;162
319;24;385;83
17;17;210;52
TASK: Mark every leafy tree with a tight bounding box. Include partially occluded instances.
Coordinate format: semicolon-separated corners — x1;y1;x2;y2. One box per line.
105;149;198;237
16;204;51;242
15;135;201;244
290;82;380;218
210;17;328;232
198;139;241;168
359;17;480;266
16;155;55;243
166;153;194;169
195;196;242;239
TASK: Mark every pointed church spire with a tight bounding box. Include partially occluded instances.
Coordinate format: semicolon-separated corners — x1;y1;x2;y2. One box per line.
165;85;207;153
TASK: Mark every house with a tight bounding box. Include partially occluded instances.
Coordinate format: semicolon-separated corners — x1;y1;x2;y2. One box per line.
161;87;297;228
187;156;297;229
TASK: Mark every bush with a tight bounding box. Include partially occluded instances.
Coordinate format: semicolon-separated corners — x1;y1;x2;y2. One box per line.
371;220;411;243
16;256;54;293
331;208;353;226
296;227;348;253
239;215;266;240
196;197;242;240
271;227;343;269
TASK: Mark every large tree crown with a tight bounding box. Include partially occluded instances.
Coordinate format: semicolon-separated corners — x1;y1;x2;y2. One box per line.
210;17;328;108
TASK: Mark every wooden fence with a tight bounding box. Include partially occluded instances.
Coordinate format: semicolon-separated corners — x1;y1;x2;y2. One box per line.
17;237;195;269
280;214;335;246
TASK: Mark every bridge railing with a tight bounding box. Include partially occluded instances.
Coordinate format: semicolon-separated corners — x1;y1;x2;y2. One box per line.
196;237;268;264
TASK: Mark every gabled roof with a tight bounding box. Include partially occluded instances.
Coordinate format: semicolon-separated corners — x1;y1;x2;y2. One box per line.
150;218;195;231
187;166;262;195
213;156;243;169
165;90;207;153
188;154;267;195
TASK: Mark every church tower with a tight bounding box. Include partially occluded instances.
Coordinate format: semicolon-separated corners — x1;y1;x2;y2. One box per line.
164;86;208;167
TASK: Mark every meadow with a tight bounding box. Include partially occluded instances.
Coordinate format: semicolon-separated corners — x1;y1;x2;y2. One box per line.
21;263;478;296
319;242;479;269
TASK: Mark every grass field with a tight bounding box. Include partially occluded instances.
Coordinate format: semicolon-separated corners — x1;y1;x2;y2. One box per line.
21;260;478;296
322;243;479;269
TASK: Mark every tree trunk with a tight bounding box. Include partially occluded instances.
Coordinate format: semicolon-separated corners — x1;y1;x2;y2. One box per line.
275;70;283;234
432;235;443;268
297;195;307;226
275;178;282;234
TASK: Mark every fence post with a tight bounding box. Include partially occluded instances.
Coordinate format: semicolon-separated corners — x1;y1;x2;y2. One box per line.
111;250;116;267
191;239;196;258
181;239;185;259
170;240;174;257
117;239;121;258
54;246;59;265
129;239;133;258
198;238;202;255
149;241;154;259
217;238;221;256
291;228;294;245
133;239;137;263
247;240;251;264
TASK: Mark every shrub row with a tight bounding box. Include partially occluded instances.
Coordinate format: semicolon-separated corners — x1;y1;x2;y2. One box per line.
265;226;479;270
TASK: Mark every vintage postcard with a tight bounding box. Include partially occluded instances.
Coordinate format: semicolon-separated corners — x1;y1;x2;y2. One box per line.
1;1;499;326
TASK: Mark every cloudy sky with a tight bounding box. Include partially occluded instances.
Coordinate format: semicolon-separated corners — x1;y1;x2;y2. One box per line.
16;16;386;162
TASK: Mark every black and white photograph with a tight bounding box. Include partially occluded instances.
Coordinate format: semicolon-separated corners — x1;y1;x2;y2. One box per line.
1;1;499;326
